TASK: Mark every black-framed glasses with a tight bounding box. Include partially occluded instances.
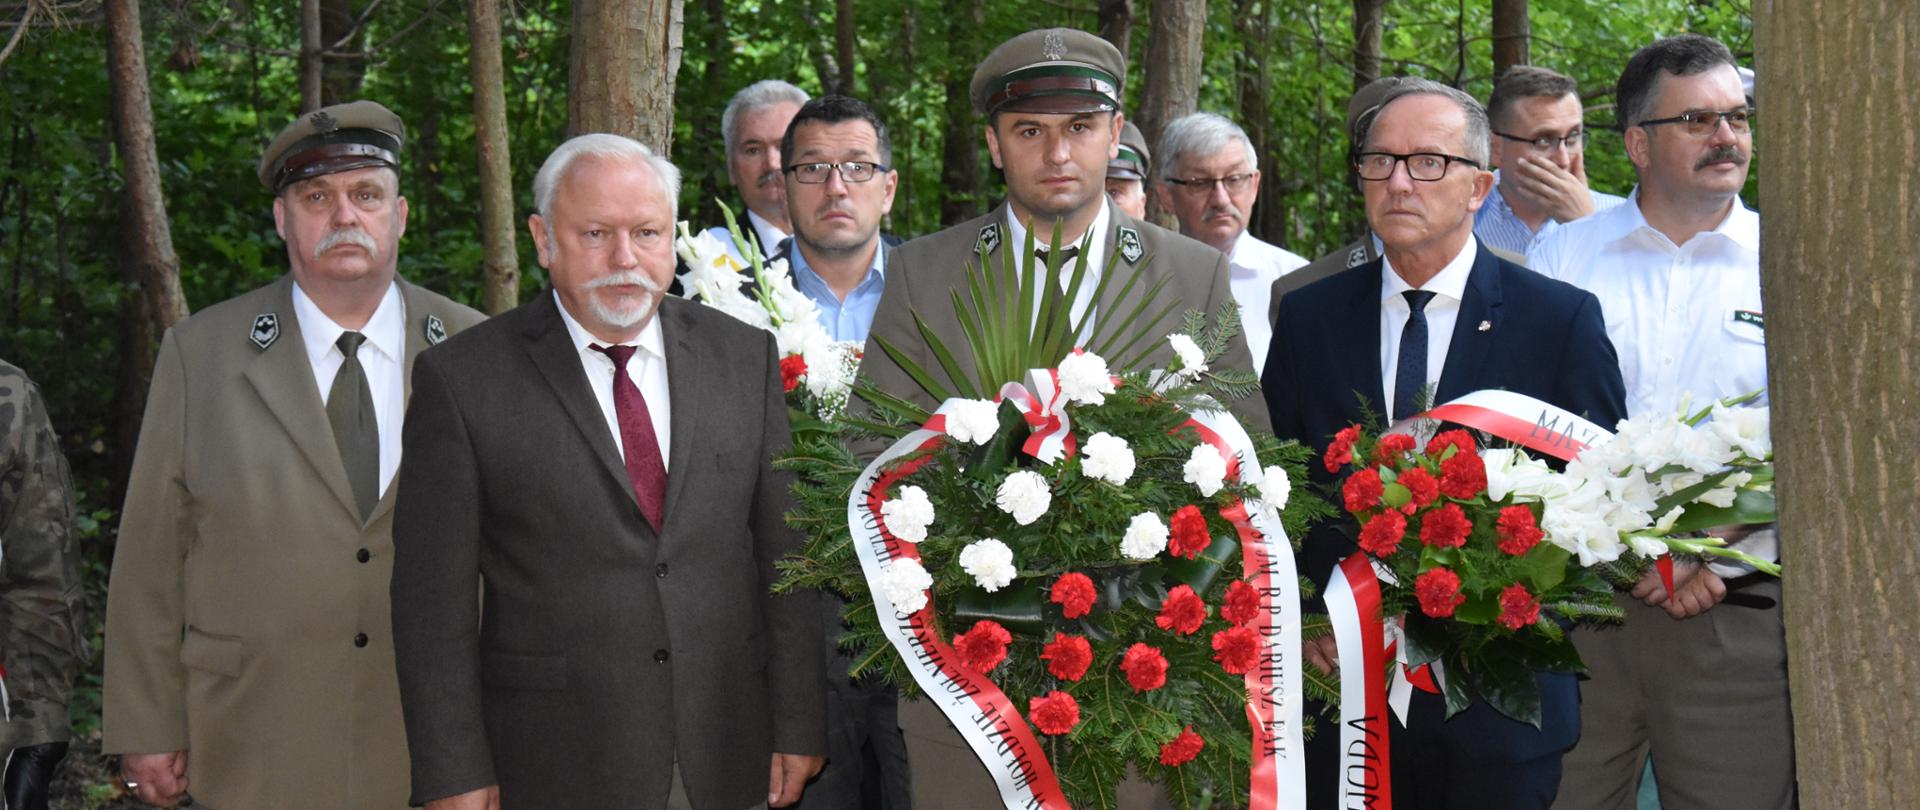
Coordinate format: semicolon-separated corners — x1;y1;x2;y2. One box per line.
1493;129;1589;153
1353;151;1482;182
784;161;889;184
1163;172;1256;196
1636;108;1753;136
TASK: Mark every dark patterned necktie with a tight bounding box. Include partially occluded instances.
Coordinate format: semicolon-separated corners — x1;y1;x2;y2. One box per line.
1394;290;1437;422
328;332;379;520
591;343;668;530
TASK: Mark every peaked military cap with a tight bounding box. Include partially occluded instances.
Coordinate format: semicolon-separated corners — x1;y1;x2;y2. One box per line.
1346;76;1411;146
1108;120;1152;181
971;28;1127;117
258;100;406;192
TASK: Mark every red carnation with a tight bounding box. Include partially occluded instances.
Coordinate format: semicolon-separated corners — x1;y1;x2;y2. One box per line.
1210;625;1261;674
1169;505;1212;560
1372;433;1417;465
1158;726;1206;766
952;620;1012;673
1357;510;1408;557
1051;572;1098;619
1498;582;1541;631
1496;506;1545;556
1041;633;1093;681
1324;424;1362;472
1427;429;1476;459
1028;690;1081;736
1156;585;1209;636
1221;579;1261;626
1119;643;1169;692
1418;503;1473;549
1438;451;1488;500
1398;466;1440;513
1342;468;1385;513
778;354;807;392
1414;567;1466;618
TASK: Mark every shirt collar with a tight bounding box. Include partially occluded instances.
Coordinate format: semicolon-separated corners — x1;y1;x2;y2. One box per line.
1228;231;1275;280
744;209;791;257
1006;198;1112;271
1381;237;1477;304
789;241;887;297
292;280;404;366
1606;187;1760;253
552;289;667;362
1485;171;1518;219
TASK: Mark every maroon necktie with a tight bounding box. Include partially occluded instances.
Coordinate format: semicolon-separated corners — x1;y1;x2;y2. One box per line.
591;344;668;530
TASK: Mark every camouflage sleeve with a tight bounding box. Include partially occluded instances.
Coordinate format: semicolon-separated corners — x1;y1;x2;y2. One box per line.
0;361;87;749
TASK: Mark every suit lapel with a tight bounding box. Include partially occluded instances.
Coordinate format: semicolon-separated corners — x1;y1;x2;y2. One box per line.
656;299;702;537
1436;241;1504;403
1093;210;1158;359
242;276;363;521
366;279;436;523
520;292;638;514
1341;264;1390;422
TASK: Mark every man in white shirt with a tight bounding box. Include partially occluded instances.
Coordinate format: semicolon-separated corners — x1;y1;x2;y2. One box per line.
1474;66;1627;256
704;80;812;261
1156;112;1308;373
1527;34;1793;810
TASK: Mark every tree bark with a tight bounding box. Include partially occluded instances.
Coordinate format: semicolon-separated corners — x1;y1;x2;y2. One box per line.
1098;0;1134;67
1238;0;1292;246
938;0;986;226
1756;1;1920;806
1137;0;1205;226
299;0;322;112
1491;0;1529;78
832;0;857;96
468;0;518;313
105;0;190;489
320;0;367;105
1351;0;1387;92
567;0;685;152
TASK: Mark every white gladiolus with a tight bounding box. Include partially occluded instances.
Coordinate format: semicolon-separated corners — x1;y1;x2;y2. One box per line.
945;399;1003;445
878;558;934;616
959;538;1018;592
1708;402;1772;460
1121;512;1170;559
880;485;936;543
995;470;1053;526
1182;444;1228;497
1056;351;1117;405
1081;432;1137;486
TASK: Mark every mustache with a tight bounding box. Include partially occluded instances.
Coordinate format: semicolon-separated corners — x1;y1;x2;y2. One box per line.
315;228;376;257
583;270;665;293
1695;147;1748;170
755;170;783;189
1204;203;1244;223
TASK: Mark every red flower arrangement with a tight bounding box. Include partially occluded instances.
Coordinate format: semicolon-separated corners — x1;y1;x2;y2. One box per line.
1221;580;1261;626
1357;511;1407;556
1342;468;1385;512
1210;625;1260;674
1497;583;1540;630
1041;633;1093;681
1119;643;1169;692
1158;727;1205;766
778;354;806;393
1155;585;1208;635
1496;506;1544;555
1050;572;1097;619
953;620;1011;673
1371;433;1416;465
1029;691;1082;736
1438;451;1488;500
1168;505;1211;559
1324;425;1362;472
1418;503;1472;549
1397;466;1439;513
1414;567;1465;618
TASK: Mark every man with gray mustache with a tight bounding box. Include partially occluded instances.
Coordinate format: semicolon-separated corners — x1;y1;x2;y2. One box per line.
103;100;484;809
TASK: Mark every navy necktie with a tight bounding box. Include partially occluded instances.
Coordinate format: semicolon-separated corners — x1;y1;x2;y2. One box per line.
1394;290;1437;421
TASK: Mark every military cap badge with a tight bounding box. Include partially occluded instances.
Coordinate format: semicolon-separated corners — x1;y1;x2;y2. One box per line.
425;313;449;346
249;313;281;350
310;110;339;134
1118;226;1144;264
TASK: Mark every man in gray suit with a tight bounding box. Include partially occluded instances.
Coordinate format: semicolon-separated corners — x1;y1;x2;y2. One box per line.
390;134;825;809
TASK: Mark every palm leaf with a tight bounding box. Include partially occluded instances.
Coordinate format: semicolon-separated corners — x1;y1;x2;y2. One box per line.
916;309;980;400
871;332;957;402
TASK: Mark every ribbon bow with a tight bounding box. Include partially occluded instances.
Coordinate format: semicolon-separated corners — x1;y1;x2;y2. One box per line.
997;368;1077;464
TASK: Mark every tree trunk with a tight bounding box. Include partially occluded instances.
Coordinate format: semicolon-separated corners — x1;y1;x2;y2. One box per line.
320;0;367;105
299;0;322;112
105;0;190;490
568;0;685;151
938;0;986;226
1238;0;1292;246
832;0;857;96
1756;0;1920;806
1491;0;1529;78
468;0;518;313
1098;0;1134;67
1352;0;1387;92
1137;0;1205;226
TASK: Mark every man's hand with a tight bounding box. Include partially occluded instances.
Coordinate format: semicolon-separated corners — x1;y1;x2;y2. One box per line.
424;785;500;810
767;752;825;807
120;750;190;808
1630;558;1727;619
1303;633;1340;676
1508;154;1596;223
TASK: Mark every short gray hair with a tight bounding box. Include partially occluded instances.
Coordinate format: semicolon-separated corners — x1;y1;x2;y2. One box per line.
1155;112;1258;180
532;133;682;225
1365;78;1492;168
722;80;811;156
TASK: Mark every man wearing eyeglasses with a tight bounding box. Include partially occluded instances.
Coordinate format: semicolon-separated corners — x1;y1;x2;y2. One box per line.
1264;77;1626;809
1156;112;1308;375
1474;66;1628;256
1527;34;1791;810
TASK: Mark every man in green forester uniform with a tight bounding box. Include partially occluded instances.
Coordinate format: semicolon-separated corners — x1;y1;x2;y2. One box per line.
859;27;1268;809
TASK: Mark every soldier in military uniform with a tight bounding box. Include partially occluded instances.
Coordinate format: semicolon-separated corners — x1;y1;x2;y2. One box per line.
102;101;484;809
1105;120;1152;219
1;360;87;810
859;28;1268;810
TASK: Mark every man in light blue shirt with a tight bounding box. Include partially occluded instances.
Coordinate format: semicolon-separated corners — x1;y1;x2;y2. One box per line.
1475;66;1626;256
777;95;898;344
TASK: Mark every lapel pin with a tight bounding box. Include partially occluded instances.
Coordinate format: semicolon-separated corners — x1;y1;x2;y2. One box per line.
1477;320;1492;332
249;312;281;350
425;313;449;346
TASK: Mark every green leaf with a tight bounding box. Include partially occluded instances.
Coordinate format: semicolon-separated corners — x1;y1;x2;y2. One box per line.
1511;542;1571;593
916;309;980;400
1662;488;1776;533
1462;651;1545;728
953;583;1047;636
1162;535;1242;595
872;333;956;403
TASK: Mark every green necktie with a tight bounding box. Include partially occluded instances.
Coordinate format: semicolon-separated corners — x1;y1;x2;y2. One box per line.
329;331;380;520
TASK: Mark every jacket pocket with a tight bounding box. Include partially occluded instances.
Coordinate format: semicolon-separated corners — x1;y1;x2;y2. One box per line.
482;650;569;691
179;627;246;677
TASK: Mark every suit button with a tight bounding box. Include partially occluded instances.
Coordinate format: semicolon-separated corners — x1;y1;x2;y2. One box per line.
656;563;669;578
353;633;369;648
654;649;670;663
356;548;371;563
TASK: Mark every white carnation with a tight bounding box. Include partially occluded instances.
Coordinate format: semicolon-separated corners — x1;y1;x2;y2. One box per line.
958;538;1018;592
1166;334;1208;380
995;470;1053;526
1056;351;1117;406
1081;432;1136;486
1182;444;1228;497
1254;464;1292;510
880;485;936;543
878;558;934;616
802;341;857;401
945;399;1003;445
1121;512;1170;559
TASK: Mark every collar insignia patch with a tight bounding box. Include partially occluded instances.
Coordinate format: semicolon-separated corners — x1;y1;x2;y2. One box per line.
249;313;280;350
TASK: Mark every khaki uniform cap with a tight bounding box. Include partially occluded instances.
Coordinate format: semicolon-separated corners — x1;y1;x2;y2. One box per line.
971;28;1127;117
1108;120;1152;181
1346;76;1410;146
258;100;406;192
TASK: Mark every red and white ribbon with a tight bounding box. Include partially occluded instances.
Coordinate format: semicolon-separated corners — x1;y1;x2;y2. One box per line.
1412;389;1612;461
1325;554;1394;809
996;369;1076;464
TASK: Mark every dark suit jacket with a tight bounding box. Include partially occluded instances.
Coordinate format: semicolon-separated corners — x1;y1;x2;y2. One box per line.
391;293;826;808
1262;239;1626;769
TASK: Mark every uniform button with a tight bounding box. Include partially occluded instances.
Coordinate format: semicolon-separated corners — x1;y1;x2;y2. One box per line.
656;563;669;578
654;648;670;663
356;548;372;563
353;633;369;648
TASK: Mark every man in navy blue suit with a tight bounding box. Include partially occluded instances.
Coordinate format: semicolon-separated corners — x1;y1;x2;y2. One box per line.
1262;78;1627;809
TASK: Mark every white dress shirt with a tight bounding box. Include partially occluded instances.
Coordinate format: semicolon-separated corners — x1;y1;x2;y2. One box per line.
1527;190;1770;572
1227;231;1310;374
1379;239;1477;421
1008;199;1112;335
294;281;408;499
701;208;791;265
554;292;673;472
